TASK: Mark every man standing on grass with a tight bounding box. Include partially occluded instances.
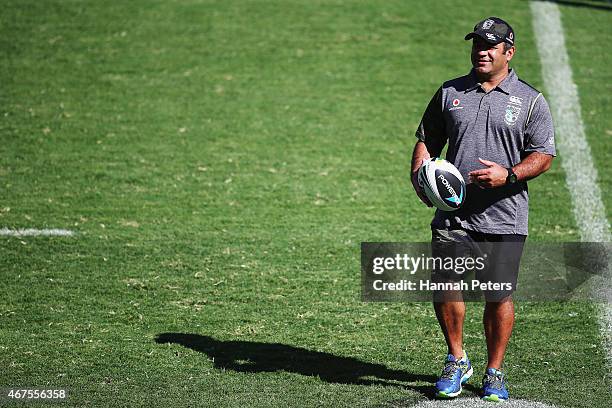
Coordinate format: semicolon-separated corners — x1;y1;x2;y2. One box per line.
411;17;555;401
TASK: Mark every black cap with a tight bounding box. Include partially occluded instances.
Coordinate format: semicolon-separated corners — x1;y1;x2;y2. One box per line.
465;17;514;45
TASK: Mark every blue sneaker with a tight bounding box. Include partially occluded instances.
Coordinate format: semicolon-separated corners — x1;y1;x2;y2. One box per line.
435;352;473;398
482;367;509;402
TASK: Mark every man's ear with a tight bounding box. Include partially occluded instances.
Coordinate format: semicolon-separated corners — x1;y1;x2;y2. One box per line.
506;46;515;62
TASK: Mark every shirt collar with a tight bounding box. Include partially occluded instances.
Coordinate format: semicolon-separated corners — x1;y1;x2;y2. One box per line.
495;69;517;94
465;70;481;93
465;68;517;94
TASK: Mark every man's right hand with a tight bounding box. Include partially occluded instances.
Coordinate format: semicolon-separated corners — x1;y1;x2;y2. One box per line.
411;141;434;207
411;168;433;207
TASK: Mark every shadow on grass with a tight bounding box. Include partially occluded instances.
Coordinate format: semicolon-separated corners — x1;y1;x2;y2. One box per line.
155;332;479;399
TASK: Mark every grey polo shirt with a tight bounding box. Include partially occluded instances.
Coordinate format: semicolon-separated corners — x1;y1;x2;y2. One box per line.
415;69;556;235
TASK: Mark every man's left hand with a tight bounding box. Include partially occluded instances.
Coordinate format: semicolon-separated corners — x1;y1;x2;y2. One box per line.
468;158;508;188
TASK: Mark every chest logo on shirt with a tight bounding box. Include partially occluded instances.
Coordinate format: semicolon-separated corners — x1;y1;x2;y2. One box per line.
508;95;523;106
449;98;463;111
504;105;521;125
504;95;523;125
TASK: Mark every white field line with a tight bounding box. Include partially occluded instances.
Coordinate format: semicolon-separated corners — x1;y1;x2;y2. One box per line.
530;2;610;243
0;228;75;237
412;397;558;408
530;0;612;371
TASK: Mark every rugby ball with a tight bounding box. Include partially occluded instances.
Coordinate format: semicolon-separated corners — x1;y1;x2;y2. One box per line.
417;158;465;211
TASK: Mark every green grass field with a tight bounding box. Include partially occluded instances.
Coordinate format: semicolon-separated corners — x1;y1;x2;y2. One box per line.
1;1;610;407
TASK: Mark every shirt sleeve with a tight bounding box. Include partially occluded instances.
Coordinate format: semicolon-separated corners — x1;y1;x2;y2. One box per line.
415;86;447;157
523;94;556;156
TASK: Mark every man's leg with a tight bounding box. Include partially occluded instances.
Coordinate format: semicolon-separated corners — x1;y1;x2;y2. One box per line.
434;299;465;359
431;228;472;359
483;295;514;369
431;228;474;398
433;295;473;398
479;236;523;402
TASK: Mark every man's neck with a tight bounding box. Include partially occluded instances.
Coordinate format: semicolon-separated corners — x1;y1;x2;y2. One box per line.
476;68;510;92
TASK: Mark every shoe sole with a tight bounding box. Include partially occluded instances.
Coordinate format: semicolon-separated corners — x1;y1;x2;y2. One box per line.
482;394;507;403
436;366;473;399
436;390;459;399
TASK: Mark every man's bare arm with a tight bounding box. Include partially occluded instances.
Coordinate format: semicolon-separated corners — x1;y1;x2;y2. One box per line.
468;152;554;188
513;152;553;181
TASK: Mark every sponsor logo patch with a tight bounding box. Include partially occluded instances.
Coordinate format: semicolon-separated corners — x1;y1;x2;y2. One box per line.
485;33;497;41
449;98;463;111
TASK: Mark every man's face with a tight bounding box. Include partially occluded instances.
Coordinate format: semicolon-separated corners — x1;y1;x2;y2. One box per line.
471;37;514;76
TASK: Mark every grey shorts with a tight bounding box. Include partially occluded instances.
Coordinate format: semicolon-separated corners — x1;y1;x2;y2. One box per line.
431;227;526;302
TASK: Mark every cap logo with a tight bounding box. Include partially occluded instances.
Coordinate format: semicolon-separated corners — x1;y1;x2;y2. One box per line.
453;98;460;106
509;32;514;40
486;33;497;41
482;19;494;29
